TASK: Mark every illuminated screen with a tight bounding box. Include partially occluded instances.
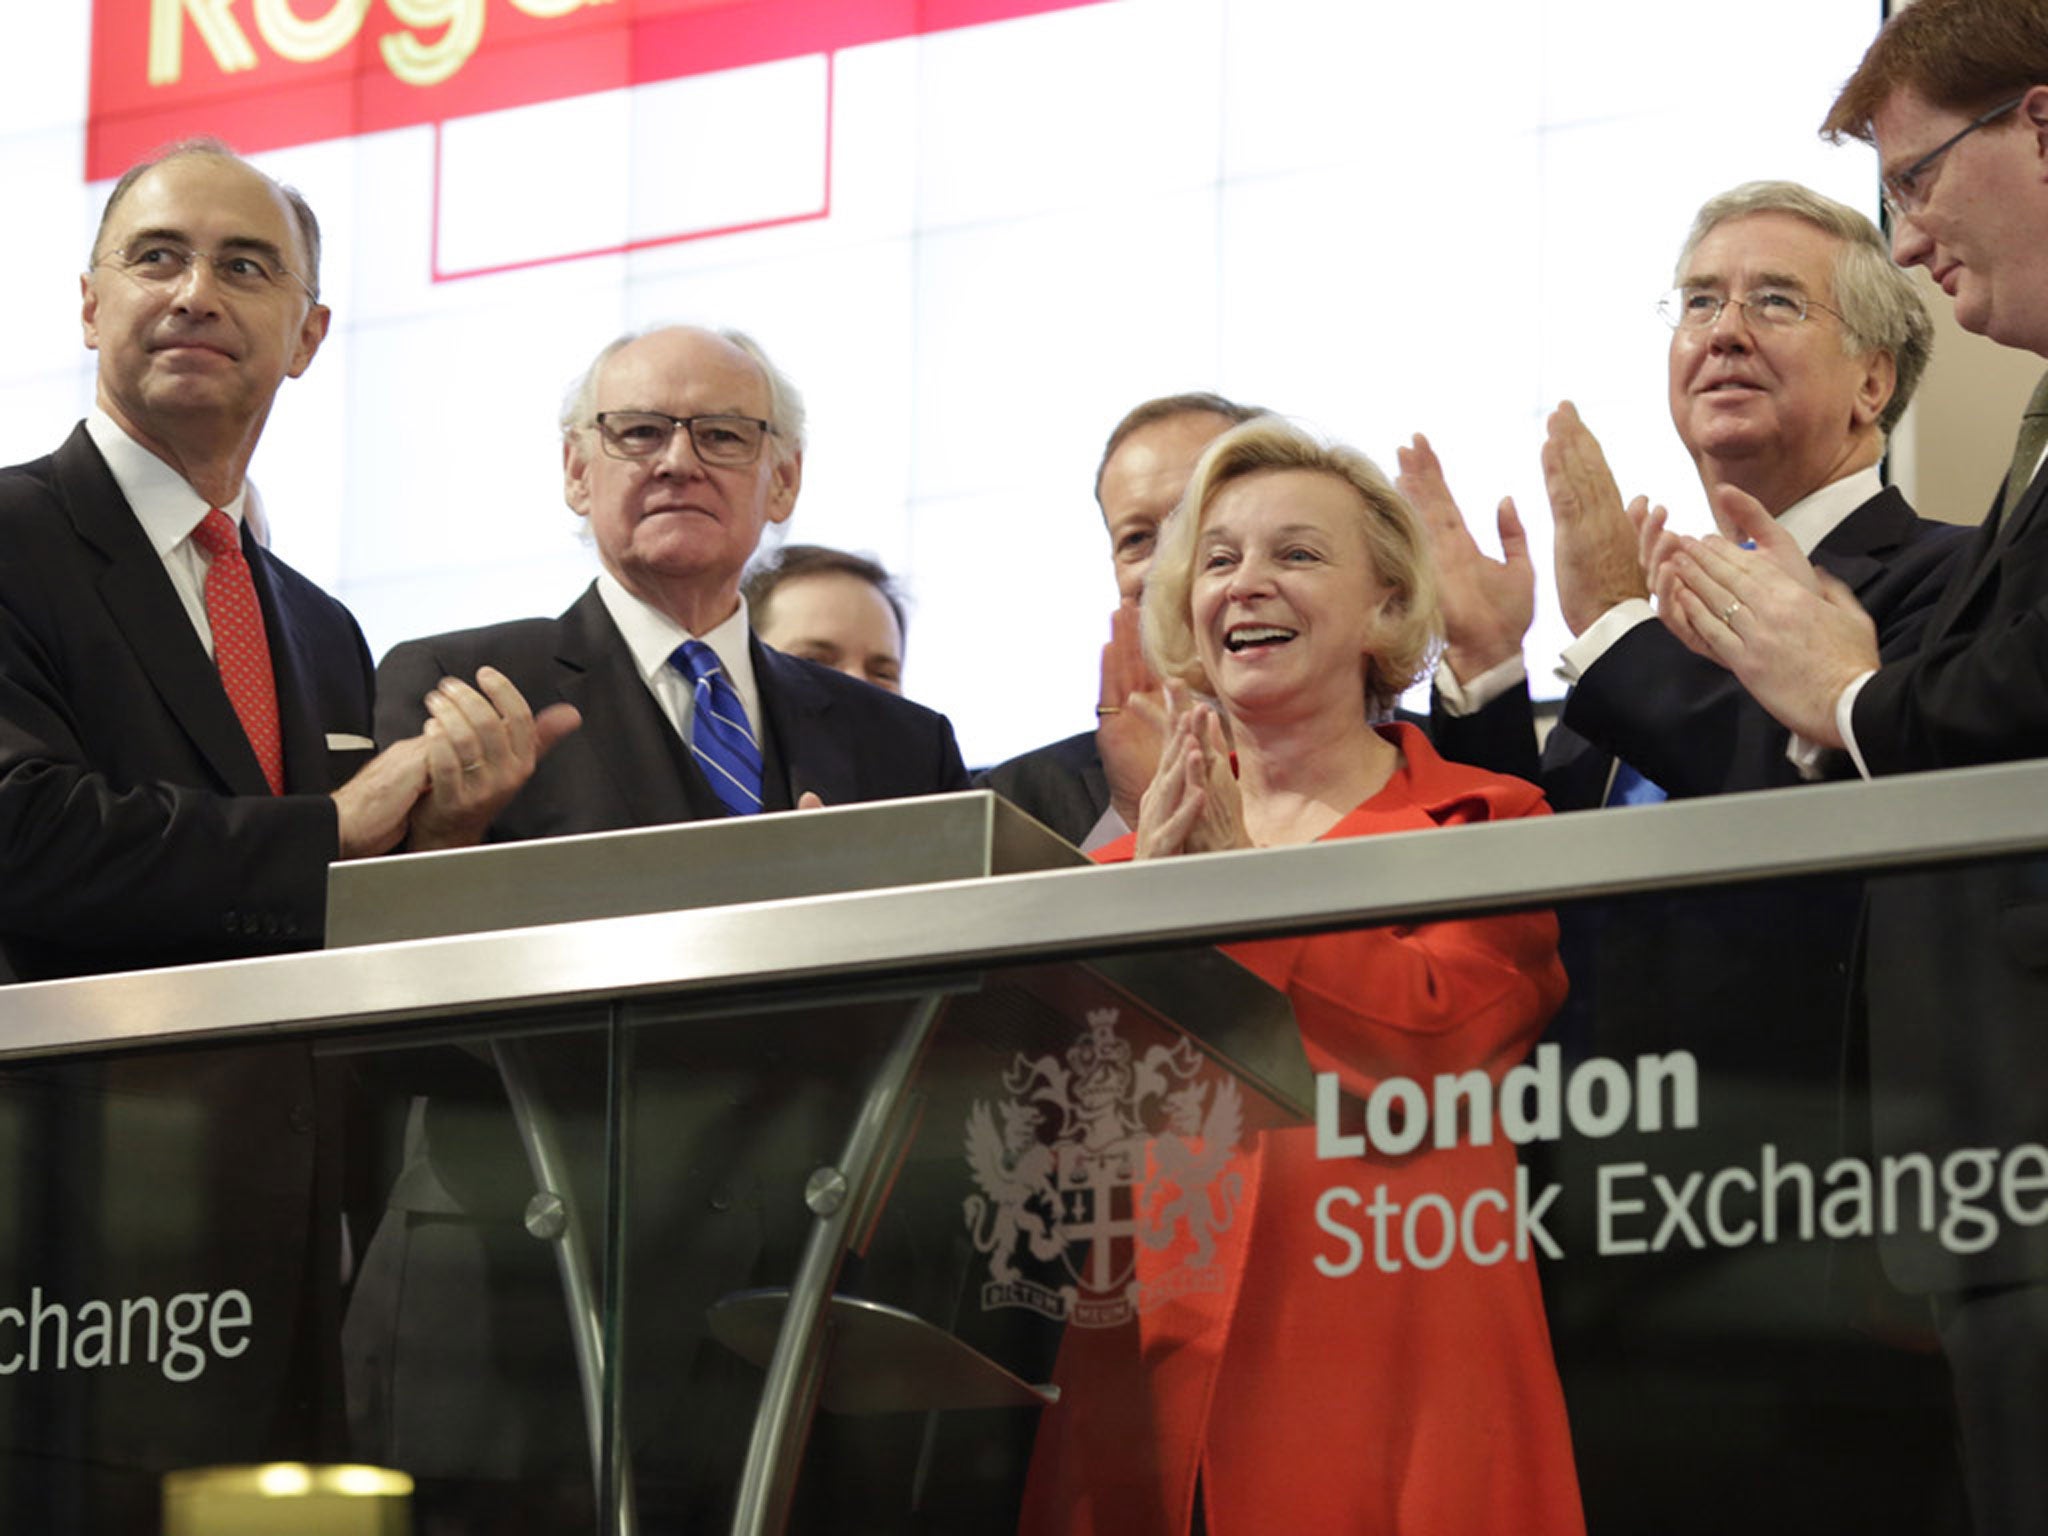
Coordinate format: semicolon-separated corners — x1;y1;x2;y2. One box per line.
1;0;1881;764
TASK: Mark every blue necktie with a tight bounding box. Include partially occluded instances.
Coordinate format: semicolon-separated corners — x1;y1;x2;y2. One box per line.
1605;761;1667;807
671;640;764;815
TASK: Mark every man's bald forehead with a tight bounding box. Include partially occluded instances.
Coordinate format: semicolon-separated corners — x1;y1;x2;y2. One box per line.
93;144;323;296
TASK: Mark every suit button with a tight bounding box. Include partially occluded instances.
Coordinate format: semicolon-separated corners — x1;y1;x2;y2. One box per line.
222;909;240;933
242;914;262;936
288;1103;314;1134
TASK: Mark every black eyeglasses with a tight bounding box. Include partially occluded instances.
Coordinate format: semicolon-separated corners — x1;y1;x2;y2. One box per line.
593;411;776;466
1881;93;2027;219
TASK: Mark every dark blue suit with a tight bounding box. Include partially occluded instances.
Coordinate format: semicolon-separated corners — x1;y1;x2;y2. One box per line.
1432;485;1966;808
361;584;970;1528
1429;483;1974;1533
0;424;374;981
374;581;967;832
0;423;377;1525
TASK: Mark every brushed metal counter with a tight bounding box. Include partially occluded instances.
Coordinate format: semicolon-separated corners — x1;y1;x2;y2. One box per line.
3;764;2046;1060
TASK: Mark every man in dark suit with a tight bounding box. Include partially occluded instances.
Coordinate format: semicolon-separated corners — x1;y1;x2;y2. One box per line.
0;142;569;1529
0;142;508;983
978;392;1259;847
1656;8;2048;1527
363;325;969;1529
377;325;965;827
1416;181;1964;806
1407;183;1973;1533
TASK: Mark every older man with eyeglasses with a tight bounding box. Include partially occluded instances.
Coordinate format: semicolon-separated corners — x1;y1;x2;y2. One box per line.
376;323;966;837
1418;180;1964;807
1648;5;2048;1530
364;323;968;1526
1400;181;1974;1533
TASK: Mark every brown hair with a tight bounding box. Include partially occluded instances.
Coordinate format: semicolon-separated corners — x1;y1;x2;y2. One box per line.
743;544;907;641
1824;0;2048;144
1094;392;1265;505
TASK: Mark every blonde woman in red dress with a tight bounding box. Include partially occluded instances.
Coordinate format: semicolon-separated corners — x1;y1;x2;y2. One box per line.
1019;417;1584;1536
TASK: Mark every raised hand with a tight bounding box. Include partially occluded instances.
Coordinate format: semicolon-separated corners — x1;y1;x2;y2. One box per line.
1396;433;1533;681
1098;600;1167;829
1544;401;1651;635
1656;490;1875;745
409;667;582;850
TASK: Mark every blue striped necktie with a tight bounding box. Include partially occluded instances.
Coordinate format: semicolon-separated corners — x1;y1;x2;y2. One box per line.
671;639;764;815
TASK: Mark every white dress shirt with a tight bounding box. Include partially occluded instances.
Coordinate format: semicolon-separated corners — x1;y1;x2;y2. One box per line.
593;569;763;745
86;408;262;661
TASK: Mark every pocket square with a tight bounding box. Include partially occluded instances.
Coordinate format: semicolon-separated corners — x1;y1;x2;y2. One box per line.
325;733;376;750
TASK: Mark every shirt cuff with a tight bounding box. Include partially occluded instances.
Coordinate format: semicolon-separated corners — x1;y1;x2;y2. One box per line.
1559;600;1656;683
1433;653;1527;717
1835;670;1879;780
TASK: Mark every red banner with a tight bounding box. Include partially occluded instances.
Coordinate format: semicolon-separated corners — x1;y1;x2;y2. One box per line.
87;0;1109;181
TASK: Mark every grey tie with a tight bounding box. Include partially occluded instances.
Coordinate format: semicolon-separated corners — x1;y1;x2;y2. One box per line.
2004;368;2048;515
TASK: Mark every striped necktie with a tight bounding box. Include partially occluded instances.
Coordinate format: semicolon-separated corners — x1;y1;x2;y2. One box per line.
190;508;284;795
671;639;763;815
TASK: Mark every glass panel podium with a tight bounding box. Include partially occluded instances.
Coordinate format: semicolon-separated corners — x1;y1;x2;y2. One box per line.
0;772;2044;1535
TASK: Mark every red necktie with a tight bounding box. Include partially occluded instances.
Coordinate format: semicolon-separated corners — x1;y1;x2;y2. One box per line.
190;508;284;795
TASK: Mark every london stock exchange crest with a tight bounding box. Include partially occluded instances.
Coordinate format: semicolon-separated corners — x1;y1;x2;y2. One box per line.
964;1007;1244;1327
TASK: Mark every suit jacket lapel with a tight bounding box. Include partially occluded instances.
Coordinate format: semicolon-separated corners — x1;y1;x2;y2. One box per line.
555;585;715;824
55;427;272;796
1809;485;1911;595
249;542;333;794
1922;468;2048;643
754;639;854;811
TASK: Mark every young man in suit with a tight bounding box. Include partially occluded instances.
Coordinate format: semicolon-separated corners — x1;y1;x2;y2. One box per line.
744;543;909;695
1656;7;2048;1528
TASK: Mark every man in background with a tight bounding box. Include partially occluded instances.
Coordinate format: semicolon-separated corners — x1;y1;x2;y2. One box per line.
744;542;908;694
980;391;1260;847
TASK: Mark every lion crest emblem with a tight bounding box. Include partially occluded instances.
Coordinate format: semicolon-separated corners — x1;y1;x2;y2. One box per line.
964;1006;1244;1327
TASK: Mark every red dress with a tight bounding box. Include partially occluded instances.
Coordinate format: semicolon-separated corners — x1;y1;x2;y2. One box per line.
1018;724;1583;1536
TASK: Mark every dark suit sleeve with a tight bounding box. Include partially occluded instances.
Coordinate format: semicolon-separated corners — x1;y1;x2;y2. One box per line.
1560;623;1795;798
1849;510;2048;773
374;636;460;748
1429;679;1542;786
932;718;971;793
0;559;341;974
975;732;1108;846
1568;506;1971;794
1852;597;2048;772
